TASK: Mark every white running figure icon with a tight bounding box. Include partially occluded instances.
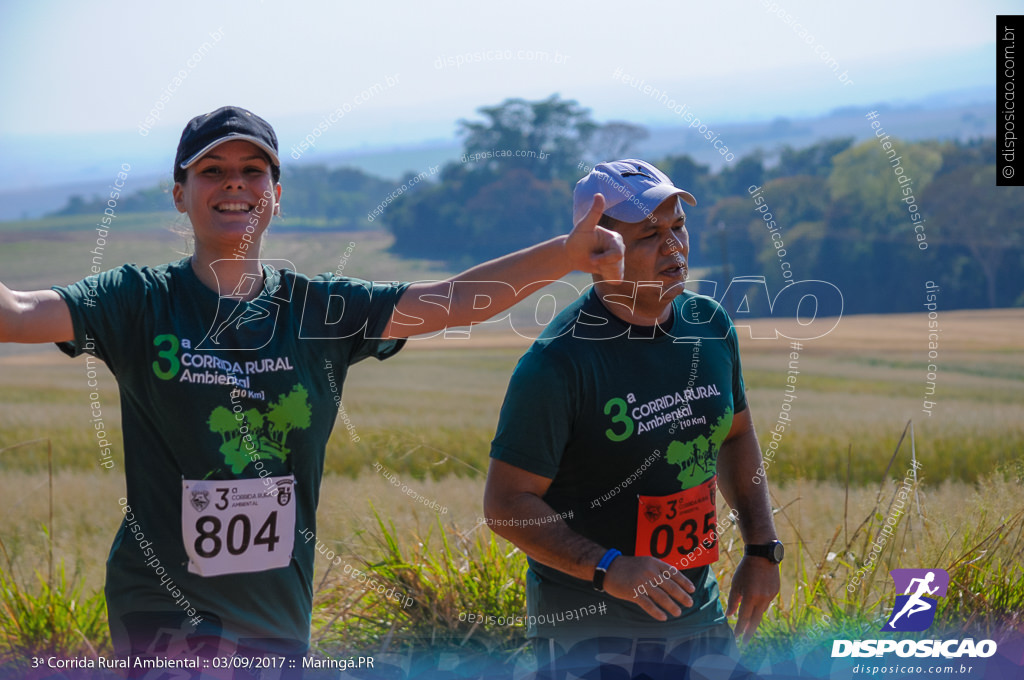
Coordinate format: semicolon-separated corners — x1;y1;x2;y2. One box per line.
209;273;280;345
887;571;939;627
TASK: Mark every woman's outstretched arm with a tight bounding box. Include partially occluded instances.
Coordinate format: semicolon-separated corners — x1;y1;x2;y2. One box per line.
0;282;74;344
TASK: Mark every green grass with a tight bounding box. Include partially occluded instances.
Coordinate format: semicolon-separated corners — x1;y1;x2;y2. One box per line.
0;553;110;673
310;510;530;655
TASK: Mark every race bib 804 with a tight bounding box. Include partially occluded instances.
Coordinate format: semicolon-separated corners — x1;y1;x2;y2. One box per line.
182;476;296;577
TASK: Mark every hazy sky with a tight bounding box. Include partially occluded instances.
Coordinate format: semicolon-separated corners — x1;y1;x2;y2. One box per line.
0;0;1009;188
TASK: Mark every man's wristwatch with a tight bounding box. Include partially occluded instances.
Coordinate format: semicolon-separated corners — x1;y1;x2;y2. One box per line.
744;540;785;564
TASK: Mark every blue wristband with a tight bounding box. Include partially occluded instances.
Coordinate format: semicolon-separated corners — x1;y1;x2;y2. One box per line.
593;548;621;592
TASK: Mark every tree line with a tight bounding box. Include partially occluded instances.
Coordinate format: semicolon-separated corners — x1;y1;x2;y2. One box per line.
384;96;1020;314
50;95;1022;313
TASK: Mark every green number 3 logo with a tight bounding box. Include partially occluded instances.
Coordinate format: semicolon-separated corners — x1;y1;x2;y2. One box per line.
604;397;634;442
152;334;181;380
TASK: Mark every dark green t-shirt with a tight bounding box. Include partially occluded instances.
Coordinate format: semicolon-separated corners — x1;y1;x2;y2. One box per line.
490;286;747;639
54;257;407;652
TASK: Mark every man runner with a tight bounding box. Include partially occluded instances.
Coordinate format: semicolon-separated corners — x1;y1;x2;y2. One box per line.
484;159;782;676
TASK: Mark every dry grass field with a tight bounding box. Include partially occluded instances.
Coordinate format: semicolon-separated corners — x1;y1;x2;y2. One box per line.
1;225;1022;669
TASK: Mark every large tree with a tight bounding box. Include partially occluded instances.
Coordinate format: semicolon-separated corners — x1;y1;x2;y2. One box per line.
820;139;944;313
388;95;647;259
458;95;599;181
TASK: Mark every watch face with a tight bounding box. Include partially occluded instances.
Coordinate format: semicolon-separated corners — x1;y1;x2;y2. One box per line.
772;541;785;563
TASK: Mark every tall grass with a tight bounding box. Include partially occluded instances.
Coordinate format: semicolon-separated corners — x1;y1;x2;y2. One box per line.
311;509;529;657
293;424;1024;670
1;427;1022;670
295;422;1024;671
0;553;109;671
737;422;1024;664
0;440;110;673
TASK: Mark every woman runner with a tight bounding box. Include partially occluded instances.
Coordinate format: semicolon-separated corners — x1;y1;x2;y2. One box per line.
0;105;622;677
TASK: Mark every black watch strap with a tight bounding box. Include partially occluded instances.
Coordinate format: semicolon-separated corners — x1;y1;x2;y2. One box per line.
744;540;784;564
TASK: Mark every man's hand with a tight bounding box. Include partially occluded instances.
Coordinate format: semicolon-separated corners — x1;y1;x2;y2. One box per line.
602;556;696;621
383;193;624;338
564;194;625;282
726;555;780;643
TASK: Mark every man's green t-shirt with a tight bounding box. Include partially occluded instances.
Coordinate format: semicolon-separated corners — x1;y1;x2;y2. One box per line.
53;257;407;653
490;286;747;639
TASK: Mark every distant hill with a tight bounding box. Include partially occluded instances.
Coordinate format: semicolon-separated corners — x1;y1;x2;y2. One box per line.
634;99;992;172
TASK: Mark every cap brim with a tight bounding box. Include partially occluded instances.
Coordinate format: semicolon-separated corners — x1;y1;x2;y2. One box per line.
673;188;697;207
179;134;281;169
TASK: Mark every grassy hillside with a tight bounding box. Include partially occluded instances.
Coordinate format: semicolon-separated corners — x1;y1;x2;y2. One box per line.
0;213;452;291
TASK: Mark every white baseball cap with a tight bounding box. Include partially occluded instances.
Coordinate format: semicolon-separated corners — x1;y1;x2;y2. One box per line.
573;159;696;224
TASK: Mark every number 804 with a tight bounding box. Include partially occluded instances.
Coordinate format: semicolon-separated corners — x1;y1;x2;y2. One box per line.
194;512;281;558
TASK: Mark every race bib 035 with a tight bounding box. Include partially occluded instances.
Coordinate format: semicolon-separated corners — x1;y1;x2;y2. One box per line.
635;476;718;570
182;476;296;577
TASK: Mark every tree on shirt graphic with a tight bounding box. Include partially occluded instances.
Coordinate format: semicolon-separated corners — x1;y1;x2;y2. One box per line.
207;383;312;473
666;409;732;487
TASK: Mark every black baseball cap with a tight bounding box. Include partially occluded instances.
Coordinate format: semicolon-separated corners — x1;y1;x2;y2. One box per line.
174;106;280;173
